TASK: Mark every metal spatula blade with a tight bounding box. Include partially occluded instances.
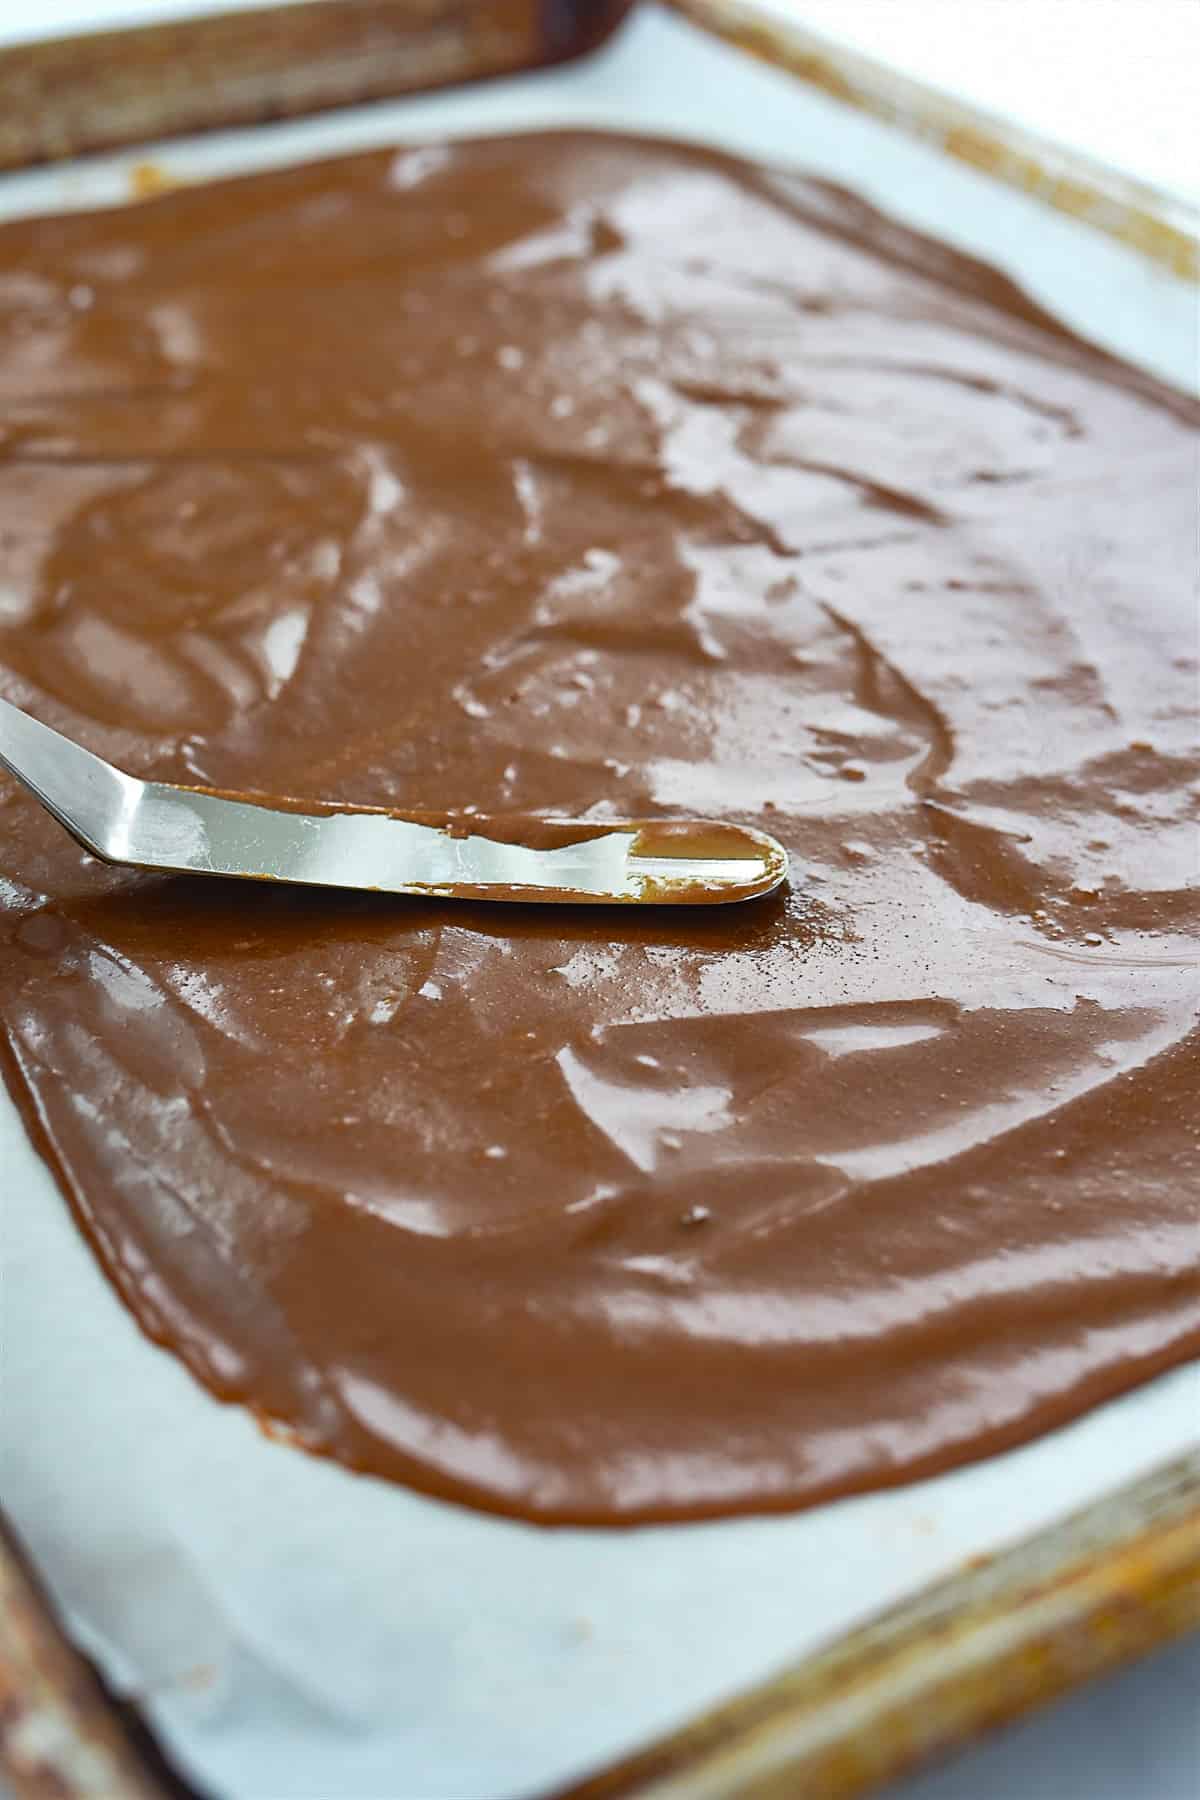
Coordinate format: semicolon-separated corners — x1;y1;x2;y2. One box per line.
0;696;787;906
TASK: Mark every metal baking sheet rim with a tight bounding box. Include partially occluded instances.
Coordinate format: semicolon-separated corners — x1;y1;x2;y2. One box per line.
670;0;1199;280
0;8;1197;1798
551;1452;1200;1798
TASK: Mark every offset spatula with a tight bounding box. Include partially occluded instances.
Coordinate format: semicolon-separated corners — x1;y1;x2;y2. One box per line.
0;696;787;906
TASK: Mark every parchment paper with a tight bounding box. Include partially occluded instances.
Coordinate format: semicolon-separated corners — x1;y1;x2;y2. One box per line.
2;10;1197;1798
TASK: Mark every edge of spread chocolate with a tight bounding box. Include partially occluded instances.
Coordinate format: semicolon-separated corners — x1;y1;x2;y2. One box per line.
1;132;1197;1524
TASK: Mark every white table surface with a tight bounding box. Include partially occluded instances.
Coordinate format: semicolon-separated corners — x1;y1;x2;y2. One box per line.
1;6;1197;1799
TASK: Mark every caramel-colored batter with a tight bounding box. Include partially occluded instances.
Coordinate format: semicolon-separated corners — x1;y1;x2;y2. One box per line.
1;134;1197;1524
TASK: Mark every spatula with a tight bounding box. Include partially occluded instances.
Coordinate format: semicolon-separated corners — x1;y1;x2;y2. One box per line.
0;695;787;906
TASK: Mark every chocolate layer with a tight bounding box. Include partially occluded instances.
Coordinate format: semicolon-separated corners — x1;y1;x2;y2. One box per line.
1;133;1197;1523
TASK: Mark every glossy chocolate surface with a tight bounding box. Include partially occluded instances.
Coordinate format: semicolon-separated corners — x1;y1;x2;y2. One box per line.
1;134;1197;1523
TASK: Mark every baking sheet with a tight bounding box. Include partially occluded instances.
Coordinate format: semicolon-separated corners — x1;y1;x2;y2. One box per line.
1;8;1197;1797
